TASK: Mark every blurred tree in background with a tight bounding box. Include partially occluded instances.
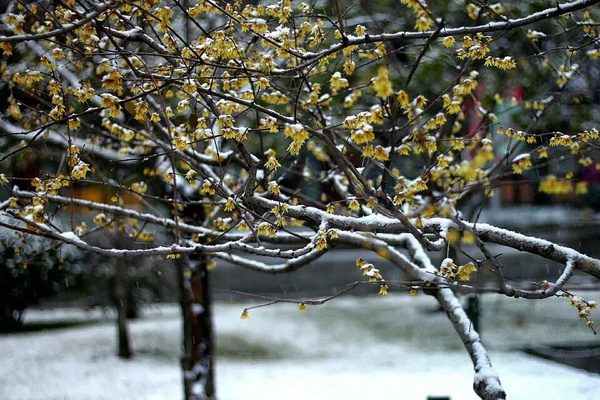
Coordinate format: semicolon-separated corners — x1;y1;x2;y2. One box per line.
0;227;76;330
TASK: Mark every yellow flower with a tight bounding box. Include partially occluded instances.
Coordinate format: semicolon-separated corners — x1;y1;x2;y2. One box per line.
68;118;80;130
348;198;360;211
276;216;287;227
0;42;13;56
363;264;382;281
240;310;249;319
366;197;378;209
587;321;595;329
442;36;455;48
371;66;393;98
330;71;349;95
414;13;433;31
538;147;548;159
576;181;588;195
297;303;307;313
172;136;190;151
462;230;476;244
131;181;148;194
373;145;390;161
268;181;280;194
93;213;108;226
378;283;388;295
511;154;532;174
396;91;409;108
457;262;477;281
356;258;367;268
283;123;309;155
264;157;281;171
440;257;457;277
467;4;480;20
409;288;418;296
362;144;375;158
134;101;148;121
71;161;91;180
447;100;462;114
257;222;277;238
539;175;573;194
217;114;234;128
224;197;235;212
316;238;328;251
343;59;355;76
200;180;216;195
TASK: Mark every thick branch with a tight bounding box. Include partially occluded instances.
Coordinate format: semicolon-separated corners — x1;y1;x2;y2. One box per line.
299;0;599;60
425;218;600;279
435;288;506;400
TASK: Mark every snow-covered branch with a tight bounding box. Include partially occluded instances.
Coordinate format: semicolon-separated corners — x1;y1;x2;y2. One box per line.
211;246;326;274
435;288;506;400
424;219;600;280
0;2;115;43
277;0;600;72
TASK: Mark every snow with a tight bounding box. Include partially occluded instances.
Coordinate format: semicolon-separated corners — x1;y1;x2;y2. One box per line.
2;296;600;400
512;153;531;162
60;231;87;245
441;257;454;269
288;123;304;132
0;119;130;163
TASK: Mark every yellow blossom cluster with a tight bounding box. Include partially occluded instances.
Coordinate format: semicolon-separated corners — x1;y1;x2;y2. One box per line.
283;123;309;155
538;175;575;195
457;34;491;60
356;258;384;285
564;293;597;331
400;0;435;31
257;222;277;238
484;56;517;69
439;258;477;281
2;0;600;331
370;66;393;98
511;154;532;174
330;72;349;95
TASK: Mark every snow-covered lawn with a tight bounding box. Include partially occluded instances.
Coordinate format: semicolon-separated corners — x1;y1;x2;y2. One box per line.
1;294;599;400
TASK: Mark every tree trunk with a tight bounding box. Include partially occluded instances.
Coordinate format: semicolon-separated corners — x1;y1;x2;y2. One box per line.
115;256;132;359
179;253;215;400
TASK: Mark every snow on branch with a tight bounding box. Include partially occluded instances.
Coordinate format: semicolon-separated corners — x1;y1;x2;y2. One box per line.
425;218;600;280
3;210;315;260
298;0;600;60
211;246;327;274
0;119;131;163
0;2;115;43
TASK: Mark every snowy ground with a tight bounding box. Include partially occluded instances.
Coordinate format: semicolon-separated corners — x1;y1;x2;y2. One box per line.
1;294;600;400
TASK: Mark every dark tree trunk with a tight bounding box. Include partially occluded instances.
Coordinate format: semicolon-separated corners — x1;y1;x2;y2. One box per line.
179;254;215;400
112;231;133;359
115;259;132;358
114;256;132;359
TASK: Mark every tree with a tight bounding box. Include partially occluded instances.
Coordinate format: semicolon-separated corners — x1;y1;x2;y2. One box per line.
1;0;600;398
0;220;75;330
